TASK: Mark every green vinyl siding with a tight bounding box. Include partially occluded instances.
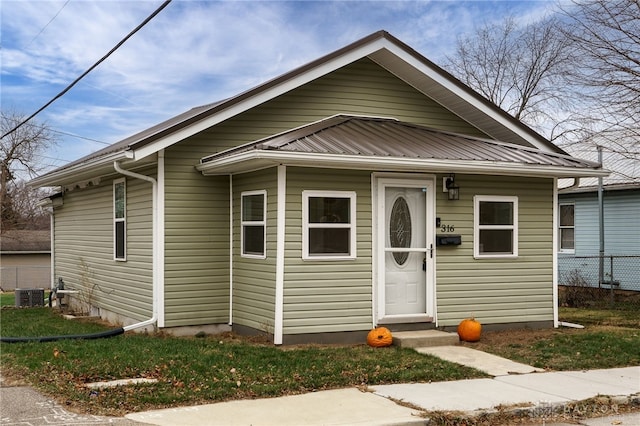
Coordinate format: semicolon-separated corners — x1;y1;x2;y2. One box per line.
185;58;488;158
434;174;555;326
231;169;278;331
161;57;494;328
53;172;154;321
282;168;372;334
163;145;230;327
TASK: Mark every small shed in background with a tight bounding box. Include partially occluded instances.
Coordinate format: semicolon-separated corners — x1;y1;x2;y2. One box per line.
0;230;51;291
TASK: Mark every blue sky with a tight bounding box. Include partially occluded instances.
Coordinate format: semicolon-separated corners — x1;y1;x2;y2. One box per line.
1;0;561;175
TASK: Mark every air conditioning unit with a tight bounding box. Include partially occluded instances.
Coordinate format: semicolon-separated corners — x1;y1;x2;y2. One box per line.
15;288;45;308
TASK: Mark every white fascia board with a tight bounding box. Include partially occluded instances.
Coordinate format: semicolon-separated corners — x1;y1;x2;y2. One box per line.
133;41;390;162
197;150;610;179
29;151;133;188
374;46;552;153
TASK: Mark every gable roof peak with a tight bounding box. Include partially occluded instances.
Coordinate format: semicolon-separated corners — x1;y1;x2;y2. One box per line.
31;30;565;188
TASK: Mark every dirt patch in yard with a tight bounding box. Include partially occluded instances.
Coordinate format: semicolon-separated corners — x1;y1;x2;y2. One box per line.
457;327;577;360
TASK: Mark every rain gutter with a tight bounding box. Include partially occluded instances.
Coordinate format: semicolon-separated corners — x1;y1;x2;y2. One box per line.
197;151;610;179
29;151;133;188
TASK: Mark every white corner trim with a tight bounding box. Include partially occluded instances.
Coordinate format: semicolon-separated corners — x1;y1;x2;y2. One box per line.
229;174;234;326
156;150;165;327
552;178;559;328
274;165;286;345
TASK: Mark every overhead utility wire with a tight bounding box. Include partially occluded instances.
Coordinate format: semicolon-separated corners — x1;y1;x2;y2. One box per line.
1;0;172;140
1;112;109;145
26;0;71;48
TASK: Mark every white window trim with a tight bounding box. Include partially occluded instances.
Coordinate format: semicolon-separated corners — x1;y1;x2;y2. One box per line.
241;190;267;259
113;178;126;261
474;195;518;259
558;202;575;254
302;190;357;261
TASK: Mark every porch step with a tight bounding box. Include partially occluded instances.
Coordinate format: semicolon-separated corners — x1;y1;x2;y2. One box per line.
392;330;459;348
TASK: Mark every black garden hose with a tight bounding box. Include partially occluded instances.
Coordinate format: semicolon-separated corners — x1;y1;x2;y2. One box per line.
0;327;124;343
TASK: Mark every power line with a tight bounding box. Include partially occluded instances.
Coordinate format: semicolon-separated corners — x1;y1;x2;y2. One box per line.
26;0;71;48
1;112;110;145
49;129;110;145
1;0;172;140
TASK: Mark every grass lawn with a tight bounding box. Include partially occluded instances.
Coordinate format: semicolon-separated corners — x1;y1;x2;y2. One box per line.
0;291;50;308
0;306;485;416
1;298;638;417
461;306;640;371
0;292;15;307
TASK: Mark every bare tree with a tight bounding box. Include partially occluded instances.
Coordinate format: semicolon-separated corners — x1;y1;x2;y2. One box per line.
5;180;50;229
444;16;575;134
560;0;640;162
1;111;56;230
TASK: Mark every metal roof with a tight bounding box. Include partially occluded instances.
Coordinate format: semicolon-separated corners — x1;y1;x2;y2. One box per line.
201;116;601;172
31;30;571;189
0;230;51;253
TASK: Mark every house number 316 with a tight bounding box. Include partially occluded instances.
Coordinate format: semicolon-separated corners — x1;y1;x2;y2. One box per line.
440;224;455;232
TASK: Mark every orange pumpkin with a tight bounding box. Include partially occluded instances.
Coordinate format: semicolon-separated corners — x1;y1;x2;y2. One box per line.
367;327;393;347
457;317;482;342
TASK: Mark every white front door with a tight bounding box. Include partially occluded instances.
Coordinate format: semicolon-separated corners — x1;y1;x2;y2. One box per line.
376;176;435;322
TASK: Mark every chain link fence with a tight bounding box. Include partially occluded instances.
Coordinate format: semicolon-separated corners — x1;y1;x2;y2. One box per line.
558;255;640;309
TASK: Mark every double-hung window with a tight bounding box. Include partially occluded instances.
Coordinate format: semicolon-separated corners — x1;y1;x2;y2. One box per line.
474;195;518;258
241;190;266;258
302;191;356;260
559;203;575;252
113;178;126;261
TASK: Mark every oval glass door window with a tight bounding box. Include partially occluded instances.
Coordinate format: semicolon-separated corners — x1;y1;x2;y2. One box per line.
389;196;411;265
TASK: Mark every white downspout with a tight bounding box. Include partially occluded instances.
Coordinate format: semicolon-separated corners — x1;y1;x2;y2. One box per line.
274;165;286;345
114;161;159;332
48;207;55;290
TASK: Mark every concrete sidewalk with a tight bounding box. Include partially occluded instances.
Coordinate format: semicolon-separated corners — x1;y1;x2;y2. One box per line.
126;365;639;426
372;366;639;413
3;345;638;426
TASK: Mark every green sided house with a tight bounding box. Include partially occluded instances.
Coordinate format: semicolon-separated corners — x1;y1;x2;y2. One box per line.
31;31;607;344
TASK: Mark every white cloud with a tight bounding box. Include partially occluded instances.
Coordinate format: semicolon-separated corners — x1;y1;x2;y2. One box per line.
1;0;561;172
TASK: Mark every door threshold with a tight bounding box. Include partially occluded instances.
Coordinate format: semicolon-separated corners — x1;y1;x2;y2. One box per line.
378;315;433;324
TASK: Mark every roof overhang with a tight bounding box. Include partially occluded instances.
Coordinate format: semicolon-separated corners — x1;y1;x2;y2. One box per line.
197;115;606;179
29;151;136;189
559;182;640;194
196;150;609;179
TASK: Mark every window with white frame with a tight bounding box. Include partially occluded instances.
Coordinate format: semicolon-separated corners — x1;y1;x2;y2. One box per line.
302;191;356;260
113;178;126;261
559;203;575;252
241;190;266;258
474;195;518;258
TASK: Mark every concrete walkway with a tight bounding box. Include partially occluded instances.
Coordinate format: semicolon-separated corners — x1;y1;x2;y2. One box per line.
3;346;638;426
125;366;639;425
372;367;639;413
416;345;544;376
124;344;640;426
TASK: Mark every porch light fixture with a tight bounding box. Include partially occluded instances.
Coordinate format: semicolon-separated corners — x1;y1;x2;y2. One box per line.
445;174;460;201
